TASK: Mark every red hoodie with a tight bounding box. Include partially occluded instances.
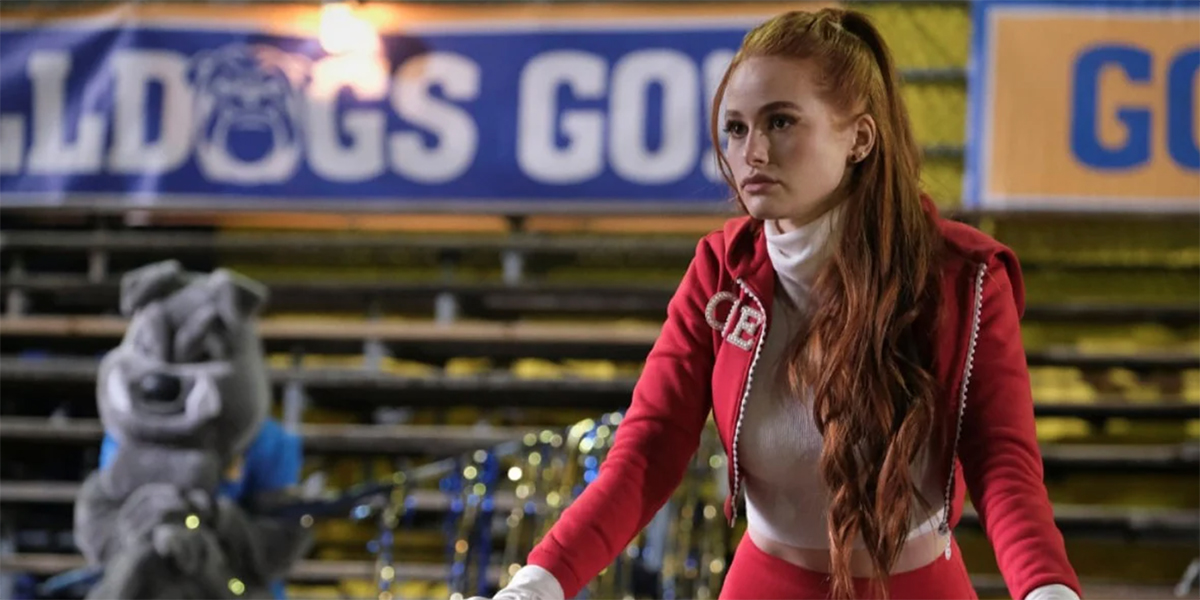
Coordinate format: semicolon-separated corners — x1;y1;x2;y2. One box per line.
527;206;1081;600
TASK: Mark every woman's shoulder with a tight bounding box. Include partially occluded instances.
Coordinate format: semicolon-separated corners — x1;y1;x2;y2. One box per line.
693;215;761;264
668;216;762;299
920;194;1019;272
934;217;1026;315
935;217;1014;265
700;214;755;248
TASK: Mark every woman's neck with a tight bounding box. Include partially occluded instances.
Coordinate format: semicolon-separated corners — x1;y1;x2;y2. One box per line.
774;197;845;233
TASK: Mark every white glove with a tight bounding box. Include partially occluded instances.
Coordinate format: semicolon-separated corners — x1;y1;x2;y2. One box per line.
466;565;564;600
1023;584;1080;600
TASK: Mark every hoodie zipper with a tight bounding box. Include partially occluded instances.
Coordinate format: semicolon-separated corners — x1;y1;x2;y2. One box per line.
937;262;987;559
728;277;768;524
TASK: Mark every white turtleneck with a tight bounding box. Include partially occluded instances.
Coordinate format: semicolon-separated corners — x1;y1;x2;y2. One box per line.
763;208;839;311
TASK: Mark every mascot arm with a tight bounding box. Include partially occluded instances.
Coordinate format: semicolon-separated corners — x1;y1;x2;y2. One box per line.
76;434;123;563
216;496;313;582
74;472;122;565
220;421;312;582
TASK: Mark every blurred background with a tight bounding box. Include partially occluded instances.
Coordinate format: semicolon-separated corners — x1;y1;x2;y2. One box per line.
0;1;1197;599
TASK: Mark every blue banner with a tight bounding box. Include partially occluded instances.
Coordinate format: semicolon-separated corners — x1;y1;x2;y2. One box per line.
0;3;818;212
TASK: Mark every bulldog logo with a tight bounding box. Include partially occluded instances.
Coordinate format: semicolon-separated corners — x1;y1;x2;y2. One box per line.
188;44;311;185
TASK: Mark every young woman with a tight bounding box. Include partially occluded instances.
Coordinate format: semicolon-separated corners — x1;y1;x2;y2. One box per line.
484;8;1081;600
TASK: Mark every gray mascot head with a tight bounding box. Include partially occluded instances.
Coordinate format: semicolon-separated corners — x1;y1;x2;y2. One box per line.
97;259;270;486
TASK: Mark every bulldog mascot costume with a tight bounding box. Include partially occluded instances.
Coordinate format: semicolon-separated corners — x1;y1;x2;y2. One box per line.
73;260;311;599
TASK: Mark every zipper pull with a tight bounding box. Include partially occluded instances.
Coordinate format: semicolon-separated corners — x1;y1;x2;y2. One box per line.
939;521;952;560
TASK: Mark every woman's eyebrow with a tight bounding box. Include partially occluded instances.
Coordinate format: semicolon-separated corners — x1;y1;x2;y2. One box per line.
758;100;802;114
724;100;803;118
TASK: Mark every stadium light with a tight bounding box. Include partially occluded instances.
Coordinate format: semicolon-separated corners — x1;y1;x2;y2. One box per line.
319;0;381;56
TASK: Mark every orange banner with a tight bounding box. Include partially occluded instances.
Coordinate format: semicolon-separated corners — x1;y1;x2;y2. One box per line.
968;1;1199;212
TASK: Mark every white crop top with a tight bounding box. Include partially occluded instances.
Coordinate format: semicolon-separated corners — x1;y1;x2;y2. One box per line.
742;210;945;549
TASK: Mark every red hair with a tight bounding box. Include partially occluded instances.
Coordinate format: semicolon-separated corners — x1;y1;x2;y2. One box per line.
710;9;944;599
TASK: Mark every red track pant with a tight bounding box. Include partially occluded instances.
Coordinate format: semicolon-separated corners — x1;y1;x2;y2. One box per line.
720;532;979;599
